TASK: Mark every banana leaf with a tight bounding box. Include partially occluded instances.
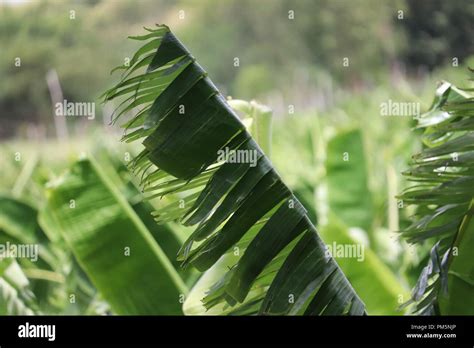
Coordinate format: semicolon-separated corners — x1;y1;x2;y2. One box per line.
44;156;187;315
399;81;474;314
326;128;374;236
103;24;366;315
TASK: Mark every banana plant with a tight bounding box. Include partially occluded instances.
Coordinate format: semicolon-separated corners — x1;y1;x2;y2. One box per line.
275;125;409;314
1;143;191;315
0;193;106;315
103;24;366;315
43;156;187;315
399;80;474;314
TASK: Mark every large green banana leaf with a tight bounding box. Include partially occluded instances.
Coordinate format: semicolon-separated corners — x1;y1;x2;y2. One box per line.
0;192;106;315
0;195;72;313
103;24;366;315
326;129;374;235
92;148;194;282
0;196;43;245
0;196;58;269
183;100;276;315
399;81;474;314
44;156;187;315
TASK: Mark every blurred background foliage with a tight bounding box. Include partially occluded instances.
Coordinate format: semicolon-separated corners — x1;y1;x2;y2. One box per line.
1;0;473;138
0;0;473;315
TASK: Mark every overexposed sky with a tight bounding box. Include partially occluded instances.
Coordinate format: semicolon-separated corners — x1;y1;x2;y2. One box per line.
1;0;32;6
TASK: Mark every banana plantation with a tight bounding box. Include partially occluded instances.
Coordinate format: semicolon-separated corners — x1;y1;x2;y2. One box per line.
1;21;473;318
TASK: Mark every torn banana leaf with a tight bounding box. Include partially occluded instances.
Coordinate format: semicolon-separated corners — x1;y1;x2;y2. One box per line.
103;24;366;315
399;81;474;315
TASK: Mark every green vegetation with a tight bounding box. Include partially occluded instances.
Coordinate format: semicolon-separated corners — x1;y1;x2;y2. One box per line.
0;0;473;316
103;25;365;315
44;157;187;315
399;81;474;314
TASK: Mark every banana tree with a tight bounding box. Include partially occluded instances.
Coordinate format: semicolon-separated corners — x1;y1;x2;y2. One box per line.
103;24;366;315
399;80;474;314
